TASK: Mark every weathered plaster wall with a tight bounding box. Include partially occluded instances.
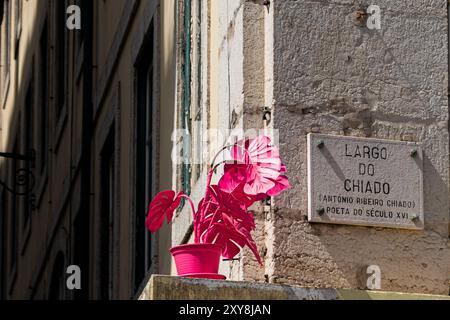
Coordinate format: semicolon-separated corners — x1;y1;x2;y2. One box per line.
267;0;450;294
159;0;177;278
213;1;270;281
170;0;450;295
171;0;268;280
171;0;248;280
241;3;268;283
214;0;247;280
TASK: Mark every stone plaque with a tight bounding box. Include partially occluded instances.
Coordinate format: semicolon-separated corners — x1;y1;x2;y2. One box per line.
308;134;424;230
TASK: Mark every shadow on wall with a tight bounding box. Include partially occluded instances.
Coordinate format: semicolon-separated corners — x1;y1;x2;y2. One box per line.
0;1;87;300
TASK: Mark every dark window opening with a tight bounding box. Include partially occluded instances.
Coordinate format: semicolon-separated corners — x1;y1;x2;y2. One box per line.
3;0;11;83
54;0;67;118
0;190;6;299
134;22;154;294
23;78;34;229
73;212;89;300
9;138;19;273
14;0;22;56
48;252;65;300
39;21;48;174
100;127;115;300
74;0;84;55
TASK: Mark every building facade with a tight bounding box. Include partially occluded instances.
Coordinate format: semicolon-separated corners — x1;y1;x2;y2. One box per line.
0;0;450;300
0;0;176;299
169;0;450;295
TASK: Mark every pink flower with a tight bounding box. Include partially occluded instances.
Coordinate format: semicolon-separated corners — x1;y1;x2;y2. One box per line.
218;163;290;202
267;164;290;197
218;164;265;207
229;136;283;195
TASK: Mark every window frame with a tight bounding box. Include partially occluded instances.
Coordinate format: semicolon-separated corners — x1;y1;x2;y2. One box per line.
21;74;34;249
132;19;157;296
177;0;206;197
99;125;116;300
190;0;203;184
48;252;65;300
53;0;69;151
14;0;22;57
35;18;49;208
180;0;192;197
0;189;6;299
7;136;19;295
94;83;121;299
2;0;12;109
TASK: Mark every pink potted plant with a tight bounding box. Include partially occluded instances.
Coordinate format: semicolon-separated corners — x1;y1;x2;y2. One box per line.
146;136;290;280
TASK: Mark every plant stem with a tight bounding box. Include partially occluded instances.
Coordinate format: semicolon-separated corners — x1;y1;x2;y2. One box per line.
210;143;248;169
209;146;231;169
197;172;214;243
196;142;247;243
181;194;196;217
181;194;197;242
208;208;221;230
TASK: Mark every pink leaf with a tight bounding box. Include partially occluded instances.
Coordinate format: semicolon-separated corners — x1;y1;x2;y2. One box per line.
198;186;262;265
218;165;258;208
202;212;262;265
146;190;183;233
229;136;282;195
267;175;291;197
218;165;247;193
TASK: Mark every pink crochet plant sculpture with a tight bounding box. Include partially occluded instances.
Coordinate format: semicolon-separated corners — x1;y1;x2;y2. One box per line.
146;136;290;265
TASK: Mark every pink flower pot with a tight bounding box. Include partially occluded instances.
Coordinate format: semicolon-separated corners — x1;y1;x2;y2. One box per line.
170;243;225;279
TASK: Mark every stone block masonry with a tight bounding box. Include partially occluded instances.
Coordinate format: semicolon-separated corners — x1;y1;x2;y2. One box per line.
265;0;450;294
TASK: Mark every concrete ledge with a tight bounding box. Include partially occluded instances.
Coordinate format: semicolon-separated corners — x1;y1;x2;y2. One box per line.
139;275;450;300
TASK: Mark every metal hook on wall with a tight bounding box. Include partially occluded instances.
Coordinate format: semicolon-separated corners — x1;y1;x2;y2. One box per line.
0;150;36;197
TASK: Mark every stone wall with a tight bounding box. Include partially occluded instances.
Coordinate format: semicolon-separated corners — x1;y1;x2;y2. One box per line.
267;0;450;294
171;0;450;295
